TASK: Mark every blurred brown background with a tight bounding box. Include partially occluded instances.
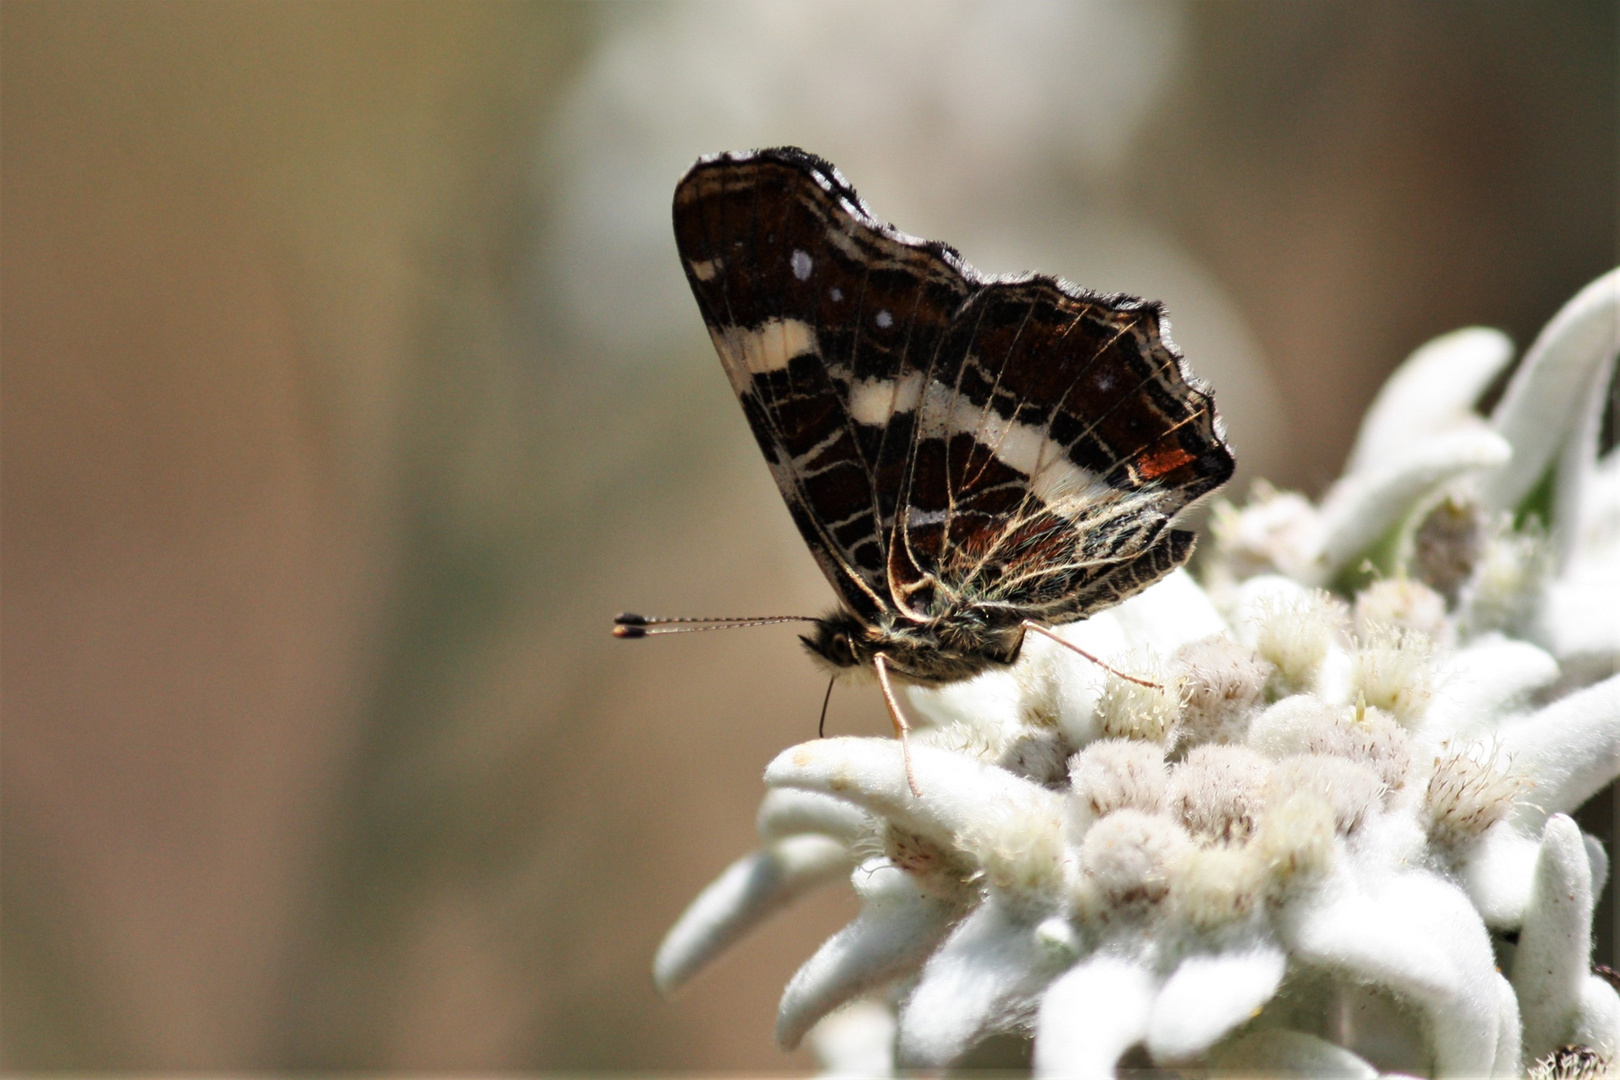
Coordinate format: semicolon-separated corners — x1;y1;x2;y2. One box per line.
3;1;1615;1071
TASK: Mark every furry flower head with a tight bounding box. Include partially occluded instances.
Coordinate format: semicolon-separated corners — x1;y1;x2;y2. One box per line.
655;270;1620;1077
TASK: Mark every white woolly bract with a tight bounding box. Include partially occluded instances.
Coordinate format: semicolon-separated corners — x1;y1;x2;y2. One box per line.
1033;956;1158;1079
897;895;1063;1068
1146;945;1287;1062
654;835;852;995
775;860;959;1050
1516;816;1603;1067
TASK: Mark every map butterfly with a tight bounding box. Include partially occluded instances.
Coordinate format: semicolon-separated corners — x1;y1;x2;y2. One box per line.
618;148;1234;788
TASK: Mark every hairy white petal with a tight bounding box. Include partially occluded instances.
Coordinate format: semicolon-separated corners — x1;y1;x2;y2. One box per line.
1553;300;1619;570
1483;267;1620;512
906;664;1024;733
1109;567;1229;654
1515;815;1597;1065
1347;326;1516;477
1280;870;1500;1078
655;835;852;995
1333;982;1431;1076
1032;955;1158;1079
1457;820;1540;928
758;787;874;845
1146;945;1286;1062
1422;634;1560;742
1493;972;1523;1079
1287;873;1435;972
1539;563;1620;668
1500;674;1620;831
1205;1028;1379;1078
897;895;1066;1068
777;863;959;1050
766;738;1069;896
1311;429;1512;583
1572;975;1620;1060
1585;831;1610;899
808;999;896;1079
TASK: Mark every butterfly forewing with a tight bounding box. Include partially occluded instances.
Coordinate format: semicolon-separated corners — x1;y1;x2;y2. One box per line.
672;147;1234;662
673;149;974;622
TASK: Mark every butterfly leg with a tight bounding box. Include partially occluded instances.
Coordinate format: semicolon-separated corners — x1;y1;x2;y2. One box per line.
1019;621;1161;688
872;653;922;798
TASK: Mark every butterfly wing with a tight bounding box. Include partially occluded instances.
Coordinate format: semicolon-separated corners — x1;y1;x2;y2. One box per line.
672;148;974;625
890;276;1233;624
673;146;1234;635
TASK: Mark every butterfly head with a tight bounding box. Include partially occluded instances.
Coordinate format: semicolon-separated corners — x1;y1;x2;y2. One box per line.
801;607;1026;685
799;610;870;672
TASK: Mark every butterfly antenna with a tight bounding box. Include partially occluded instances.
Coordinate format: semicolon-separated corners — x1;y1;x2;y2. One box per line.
1020;621;1162;688
612;612;819;639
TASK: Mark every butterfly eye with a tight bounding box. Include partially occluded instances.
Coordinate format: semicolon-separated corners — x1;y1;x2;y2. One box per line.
830;632;855;666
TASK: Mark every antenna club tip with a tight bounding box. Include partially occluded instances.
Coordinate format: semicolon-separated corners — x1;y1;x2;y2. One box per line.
612;624;647;639
614;612;648;626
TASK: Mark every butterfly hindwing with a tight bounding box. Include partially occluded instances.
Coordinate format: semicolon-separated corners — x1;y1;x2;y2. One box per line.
895;277;1230;623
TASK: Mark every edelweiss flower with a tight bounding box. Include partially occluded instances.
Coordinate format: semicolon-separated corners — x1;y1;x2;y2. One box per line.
654;270;1620;1077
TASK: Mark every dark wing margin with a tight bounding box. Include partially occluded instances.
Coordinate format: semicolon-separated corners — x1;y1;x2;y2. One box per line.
672;147;975;625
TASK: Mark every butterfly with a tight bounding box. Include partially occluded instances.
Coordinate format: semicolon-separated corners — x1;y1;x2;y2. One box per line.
618;147;1233;789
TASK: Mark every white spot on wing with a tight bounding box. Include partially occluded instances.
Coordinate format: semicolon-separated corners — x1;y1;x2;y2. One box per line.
708;318;817;386
875;310;893;329
790;249;813;281
830;286;844;302
848;371;924;425
689;258;721;282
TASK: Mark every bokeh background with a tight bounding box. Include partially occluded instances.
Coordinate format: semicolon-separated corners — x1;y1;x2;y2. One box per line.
3;0;1616;1071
